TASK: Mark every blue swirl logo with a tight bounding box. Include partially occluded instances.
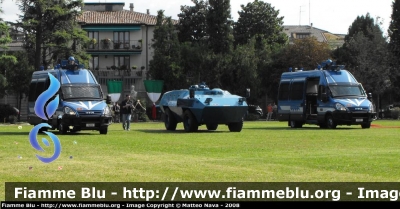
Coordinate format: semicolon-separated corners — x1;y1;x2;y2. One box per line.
29;73;61;163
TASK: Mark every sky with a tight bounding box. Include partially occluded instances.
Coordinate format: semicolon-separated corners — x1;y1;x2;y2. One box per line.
0;0;393;35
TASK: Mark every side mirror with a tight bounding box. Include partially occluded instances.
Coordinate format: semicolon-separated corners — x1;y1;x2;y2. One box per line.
245;88;250;98
367;93;373;101
106;95;111;104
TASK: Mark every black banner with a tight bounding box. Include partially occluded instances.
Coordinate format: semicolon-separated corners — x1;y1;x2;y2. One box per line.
1;201;400;209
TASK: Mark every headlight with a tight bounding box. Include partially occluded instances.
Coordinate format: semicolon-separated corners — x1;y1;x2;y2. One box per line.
64;106;76;115
103;106;111;116
335;103;347;111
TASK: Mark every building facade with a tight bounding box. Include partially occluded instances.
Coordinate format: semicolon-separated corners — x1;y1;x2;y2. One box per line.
77;2;159;103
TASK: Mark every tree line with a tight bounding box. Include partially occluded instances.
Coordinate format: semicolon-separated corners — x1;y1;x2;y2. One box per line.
149;0;400;110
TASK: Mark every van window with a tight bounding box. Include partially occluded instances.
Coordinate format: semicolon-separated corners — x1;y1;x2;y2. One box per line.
28;77;51;102
28;80;37;102
329;85;364;97
290;82;304;100
62;85;101;99
278;82;290;100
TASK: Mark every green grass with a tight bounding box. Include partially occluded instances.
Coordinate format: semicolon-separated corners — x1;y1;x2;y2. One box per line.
1;120;400;200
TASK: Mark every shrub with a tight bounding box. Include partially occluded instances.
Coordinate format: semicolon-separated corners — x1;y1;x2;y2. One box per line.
391;107;400;119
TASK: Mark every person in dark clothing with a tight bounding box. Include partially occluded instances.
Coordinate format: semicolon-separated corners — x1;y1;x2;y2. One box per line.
120;95;134;130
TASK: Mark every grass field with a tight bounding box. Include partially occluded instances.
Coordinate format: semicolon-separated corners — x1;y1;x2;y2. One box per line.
1;119;400;200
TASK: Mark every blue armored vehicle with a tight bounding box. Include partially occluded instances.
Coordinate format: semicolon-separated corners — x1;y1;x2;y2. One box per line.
159;83;249;132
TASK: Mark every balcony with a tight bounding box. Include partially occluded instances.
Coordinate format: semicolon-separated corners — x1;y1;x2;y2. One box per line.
87;39;143;53
90;66;144;78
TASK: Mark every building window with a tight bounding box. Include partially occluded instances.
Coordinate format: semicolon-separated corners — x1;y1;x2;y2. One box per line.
88;31;99;49
114;56;130;69
89;56;99;70
296;33;310;39
113;31;130;49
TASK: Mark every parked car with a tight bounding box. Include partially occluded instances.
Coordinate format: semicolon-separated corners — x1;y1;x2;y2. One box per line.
247;104;263;120
379;104;400;119
0;104;19;123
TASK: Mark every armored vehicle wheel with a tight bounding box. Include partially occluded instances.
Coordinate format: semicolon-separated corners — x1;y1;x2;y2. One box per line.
228;122;243;132
58;123;68;135
326;115;337;129
361;122;371;129
164;108;177;130
183;110;198;132
206;123;218;131
99;126;108;134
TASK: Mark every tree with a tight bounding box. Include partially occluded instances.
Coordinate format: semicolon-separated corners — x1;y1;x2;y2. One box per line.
334;13;389;109
223;38;260;102
3;51;34;121
0;2;18;99
232;0;288;102
206;0;233;54
176;0;234;89
149;10;184;91
177;0;209;44
388;0;400;102
282;37;331;70
16;0;90;70
233;0;287;49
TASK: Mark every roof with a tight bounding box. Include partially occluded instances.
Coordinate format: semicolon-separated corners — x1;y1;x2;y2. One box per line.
282;25;345;48
77;10;178;25
77;10;157;25
283;25;329;42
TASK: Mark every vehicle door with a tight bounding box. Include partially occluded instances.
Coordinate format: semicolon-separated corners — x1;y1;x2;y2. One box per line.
289;78;306;121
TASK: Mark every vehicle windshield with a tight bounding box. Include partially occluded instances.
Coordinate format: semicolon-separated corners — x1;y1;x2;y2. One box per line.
329;84;365;97
61;85;102;100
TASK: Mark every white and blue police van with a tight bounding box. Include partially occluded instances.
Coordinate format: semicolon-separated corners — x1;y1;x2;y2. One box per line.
27;57;112;134
277;60;375;129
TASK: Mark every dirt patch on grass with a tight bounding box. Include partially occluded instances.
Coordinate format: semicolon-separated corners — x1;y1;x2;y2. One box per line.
371;124;400;128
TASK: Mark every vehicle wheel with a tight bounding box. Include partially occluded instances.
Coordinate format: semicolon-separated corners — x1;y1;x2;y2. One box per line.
70;127;81;133
361;122;371;129
326;115;337;129
290;120;303;128
228;122;243;132
99;126;108;134
290;120;297;128
58;123;68;135
183;110;198;132
164;108;177;131
206;123;218;131
39;127;48;133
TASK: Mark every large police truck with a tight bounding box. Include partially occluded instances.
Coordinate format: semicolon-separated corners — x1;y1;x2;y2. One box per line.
277;60;375;129
27;59;112;134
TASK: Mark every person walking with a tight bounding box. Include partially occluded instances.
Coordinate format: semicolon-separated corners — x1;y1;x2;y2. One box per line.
266;103;273;121
272;102;277;120
120;95;133;131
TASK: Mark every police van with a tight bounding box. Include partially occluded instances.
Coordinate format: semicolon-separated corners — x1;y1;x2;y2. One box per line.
27;57;112;134
277;60;375;129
